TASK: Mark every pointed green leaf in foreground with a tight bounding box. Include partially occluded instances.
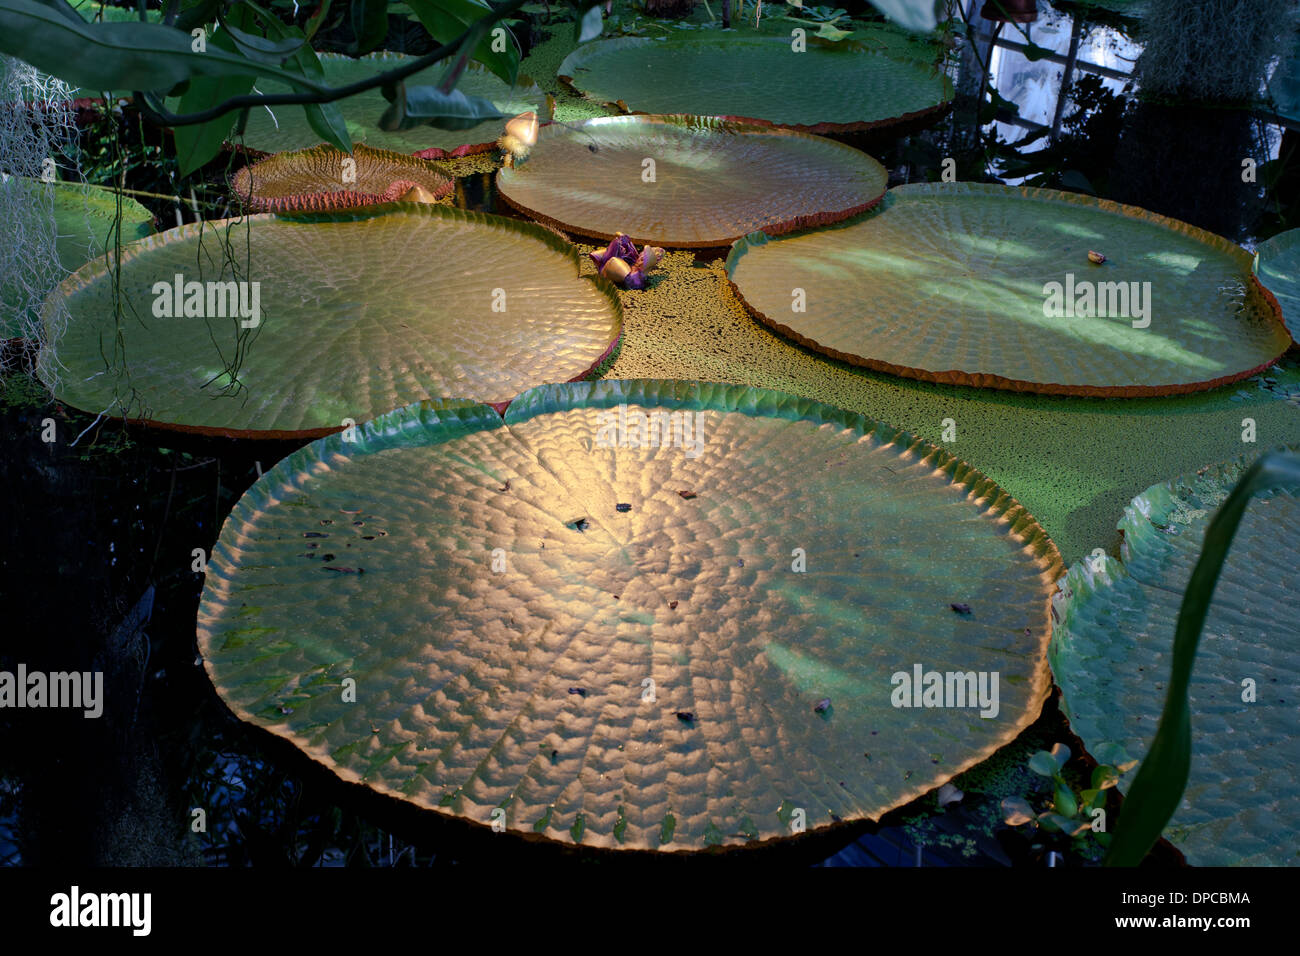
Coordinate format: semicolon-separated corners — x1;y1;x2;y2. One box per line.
1050;448;1300;865
198;379;1063;851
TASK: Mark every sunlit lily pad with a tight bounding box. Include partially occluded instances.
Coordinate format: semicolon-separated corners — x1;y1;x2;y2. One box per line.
1253;229;1300;343
726;183;1291;397
41;205;621;437
1049;452;1300;865
235;53;547;158
198;379;1062;852
2;177;154;339
230;144;454;212
496;115;887;247
558;34;953;132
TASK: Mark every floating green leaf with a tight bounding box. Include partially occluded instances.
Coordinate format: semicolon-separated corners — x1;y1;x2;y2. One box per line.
42;204;621;436
198;379;1063;851
1253;228;1300;344
726;183;1291;397
558;34;952;133
497;115;887;248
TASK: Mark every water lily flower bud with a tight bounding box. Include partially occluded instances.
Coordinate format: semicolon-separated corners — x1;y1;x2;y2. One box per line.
599;255;632;284
636;245;665;272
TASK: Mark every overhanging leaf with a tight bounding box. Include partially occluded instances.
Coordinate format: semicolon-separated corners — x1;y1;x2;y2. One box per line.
197;378;1063;851
380;84;507;132
0;0;330;94
405;0;519;86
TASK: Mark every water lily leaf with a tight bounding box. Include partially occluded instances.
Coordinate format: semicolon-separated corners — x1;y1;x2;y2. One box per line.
198;379;1063;851
1;176;154;339
235;52;545;159
1253;228;1300;343
557;34;953;133
41;205;621;436
497;115;887;248
229;143;453;212
866;0;938;32
726;183;1291;397
1050;451;1300;865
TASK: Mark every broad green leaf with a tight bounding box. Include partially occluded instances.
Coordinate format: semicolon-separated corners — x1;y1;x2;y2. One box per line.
0;0;330;94
257;13;353;156
1253;228;1300;343
197;379;1063;849
1049;450;1300;866
1;177;154;338
217;18;306;63
173;25;256;175
237;52;543;158
349;0;390;55
1091;765;1120;790
496;115;886;248
725;183;1291;396
405;0;519;86
558;34;952;132
1028;750;1059;777
43;205;622;435
576;3;602;42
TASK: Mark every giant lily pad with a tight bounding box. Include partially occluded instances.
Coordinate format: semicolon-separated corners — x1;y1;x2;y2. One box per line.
2;177;154;339
236;53;547;159
726;183;1291;397
1049;453;1300;866
557;34;953;132
41;205;621;437
230;144;453;213
1253;229;1300;344
197;379;1063;852
496;115;887;248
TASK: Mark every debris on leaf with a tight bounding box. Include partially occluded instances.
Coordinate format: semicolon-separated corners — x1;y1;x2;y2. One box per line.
950;602;972;614
1088;250;1106;264
675;711;695;722
814;697;832;714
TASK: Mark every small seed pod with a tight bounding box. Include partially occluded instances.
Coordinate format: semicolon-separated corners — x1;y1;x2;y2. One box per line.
396;183;441;204
1088;250;1106;264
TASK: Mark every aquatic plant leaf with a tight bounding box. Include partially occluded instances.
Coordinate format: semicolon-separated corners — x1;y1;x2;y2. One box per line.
726;183;1291;397
1050;451;1300;866
557;34;952;133
229;144;453;212
1253;228;1300;343
1;177;154;339
41;204;621;436
235;52;546;159
198;379;1062;852
497;115;887;248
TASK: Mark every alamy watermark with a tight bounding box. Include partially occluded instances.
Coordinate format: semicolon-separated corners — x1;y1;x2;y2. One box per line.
891;663;999;718
595;404;705;459
1042;273;1152;328
151;273;261;328
0;664;103;718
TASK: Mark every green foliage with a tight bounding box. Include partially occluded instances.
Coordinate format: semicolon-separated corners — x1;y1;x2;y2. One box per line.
1000;743;1136;853
1105;449;1300;865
